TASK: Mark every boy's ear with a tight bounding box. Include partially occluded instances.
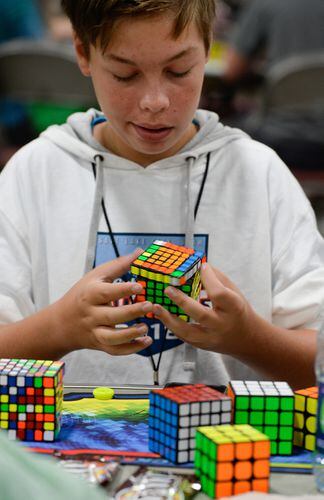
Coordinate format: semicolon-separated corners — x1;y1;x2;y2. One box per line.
73;33;91;77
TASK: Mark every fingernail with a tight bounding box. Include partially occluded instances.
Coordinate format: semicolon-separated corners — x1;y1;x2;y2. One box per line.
142;301;153;312
131;283;142;293
142;336;152;345
165;286;177;298
131;248;143;258
153;305;162;317
136;324;147;335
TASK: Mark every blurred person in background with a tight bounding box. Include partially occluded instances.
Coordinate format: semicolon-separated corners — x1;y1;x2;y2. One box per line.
0;0;46;168
0;0;45;43
222;0;324;170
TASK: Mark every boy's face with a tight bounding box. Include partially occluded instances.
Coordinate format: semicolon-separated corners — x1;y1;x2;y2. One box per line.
75;13;208;165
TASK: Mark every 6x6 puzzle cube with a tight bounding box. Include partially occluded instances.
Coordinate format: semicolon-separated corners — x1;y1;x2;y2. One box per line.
131;240;204;321
0;358;64;441
149;384;232;464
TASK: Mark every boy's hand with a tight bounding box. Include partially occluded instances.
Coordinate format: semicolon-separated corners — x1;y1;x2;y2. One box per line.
53;250;153;356
152;263;255;356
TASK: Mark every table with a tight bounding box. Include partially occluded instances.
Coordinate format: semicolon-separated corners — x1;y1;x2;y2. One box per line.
24;385;321;498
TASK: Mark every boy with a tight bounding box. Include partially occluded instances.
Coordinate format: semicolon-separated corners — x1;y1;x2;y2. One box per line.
0;0;323;389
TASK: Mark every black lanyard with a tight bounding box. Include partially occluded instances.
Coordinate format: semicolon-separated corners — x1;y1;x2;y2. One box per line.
92;152;211;384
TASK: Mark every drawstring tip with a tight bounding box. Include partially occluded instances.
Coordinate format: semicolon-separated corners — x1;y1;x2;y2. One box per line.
153;371;159;386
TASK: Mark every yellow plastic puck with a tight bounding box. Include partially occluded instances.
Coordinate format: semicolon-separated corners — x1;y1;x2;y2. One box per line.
93;387;115;400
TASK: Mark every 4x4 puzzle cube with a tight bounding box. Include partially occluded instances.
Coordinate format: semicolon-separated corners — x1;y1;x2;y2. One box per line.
0;358;64;441
227;380;294;455
195;424;270;498
293;386;318;451
131;240;204;321
148;384;232;464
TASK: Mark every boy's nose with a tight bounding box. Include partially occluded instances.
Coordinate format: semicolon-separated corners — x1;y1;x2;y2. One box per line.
139;86;170;113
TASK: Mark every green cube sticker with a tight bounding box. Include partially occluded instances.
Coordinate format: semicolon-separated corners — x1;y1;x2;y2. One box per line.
235;411;249;424
236;396;249;410
266;397;279;410
281;397;294;411
208;442;217;461
279;427;293;440
34;377;43;388
264;426;278;440
250;411;264;425
195;449;201;468
206;478;215;498
264;411;278;425
278;441;293;455
280;412;293;426
251;396;264;410
208;461;216;480
271;441;278;455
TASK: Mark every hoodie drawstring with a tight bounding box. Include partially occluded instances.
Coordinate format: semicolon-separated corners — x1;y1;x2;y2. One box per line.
183;153;211;374
84;154;104;273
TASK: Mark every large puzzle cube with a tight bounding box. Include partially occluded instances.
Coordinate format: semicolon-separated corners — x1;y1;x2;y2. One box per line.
293;386;318;451
0;358;64;441
227;380;294;455
148;384;232;464
131;240;204;321
195;424;270;498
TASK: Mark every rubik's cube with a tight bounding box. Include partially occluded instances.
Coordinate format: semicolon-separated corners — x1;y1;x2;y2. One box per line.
0;358;64;441
293;386;318;451
149;384;232;464
227;381;294;455
131;240;204;321
195;424;270;498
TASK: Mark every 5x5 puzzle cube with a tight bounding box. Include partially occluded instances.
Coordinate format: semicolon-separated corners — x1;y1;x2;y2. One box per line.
0;358;64;441
131;240;204;321
149;384;232;464
227;380;294;455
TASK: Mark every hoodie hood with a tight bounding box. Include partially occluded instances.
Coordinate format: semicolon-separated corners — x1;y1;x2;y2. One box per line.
41;108;248;166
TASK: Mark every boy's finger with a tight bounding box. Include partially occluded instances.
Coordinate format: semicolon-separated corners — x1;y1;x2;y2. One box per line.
201;264;238;310
152;304;205;342
107;336;153;356
97;301;153;324
91;248;143;282
95;323;150;346
93;281;145;304
163;287;216;327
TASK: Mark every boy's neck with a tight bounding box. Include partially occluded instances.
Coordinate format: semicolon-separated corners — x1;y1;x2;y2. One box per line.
93;121;198;167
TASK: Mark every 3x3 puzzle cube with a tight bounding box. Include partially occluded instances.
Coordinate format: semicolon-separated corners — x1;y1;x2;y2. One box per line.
131;240;204;321
195;424;270;498
0;358;64;441
148;384;232;464
227;380;294;455
293;386;318;451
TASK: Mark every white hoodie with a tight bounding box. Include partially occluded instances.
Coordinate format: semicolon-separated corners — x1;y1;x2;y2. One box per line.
0;109;323;386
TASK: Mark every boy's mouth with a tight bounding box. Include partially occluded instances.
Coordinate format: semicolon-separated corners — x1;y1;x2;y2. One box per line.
132;123;173;142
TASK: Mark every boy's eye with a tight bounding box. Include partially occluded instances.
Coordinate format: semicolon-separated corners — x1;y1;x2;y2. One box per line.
113;73;138;82
168;69;192;78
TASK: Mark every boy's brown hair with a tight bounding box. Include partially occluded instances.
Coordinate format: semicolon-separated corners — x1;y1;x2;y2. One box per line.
61;0;217;56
